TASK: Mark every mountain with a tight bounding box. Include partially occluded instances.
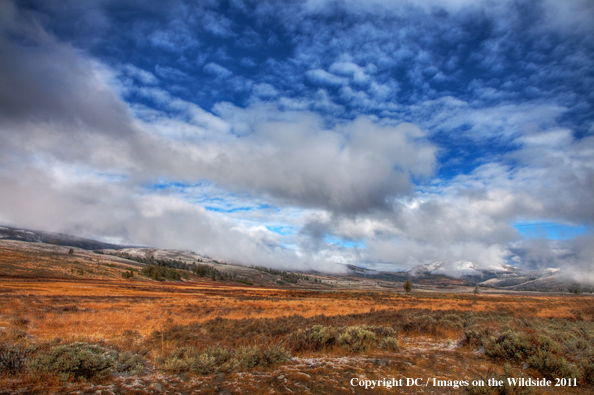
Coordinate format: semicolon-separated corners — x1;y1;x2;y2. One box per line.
1;225;589;292
0;225;129;251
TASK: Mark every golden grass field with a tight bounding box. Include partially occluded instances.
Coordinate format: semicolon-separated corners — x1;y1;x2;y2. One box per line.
1;240;593;394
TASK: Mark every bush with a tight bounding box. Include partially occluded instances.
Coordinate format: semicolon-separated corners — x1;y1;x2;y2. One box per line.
161;356;189;374
288;324;396;353
380;336;400;351
337;326;376;352
464;323;587;383
28;343;117;381
289;325;337;352
262;344;291;367
235;345;261;369
579;354;594;385
485;331;535;361
116;351;146;375
122;270;134;279
161;347;200;374
527;350;578;380
190;354;217;374
0;344;29;375
159;344;288;374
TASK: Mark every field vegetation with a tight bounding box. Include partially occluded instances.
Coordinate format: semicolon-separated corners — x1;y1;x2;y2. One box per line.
1;241;593;394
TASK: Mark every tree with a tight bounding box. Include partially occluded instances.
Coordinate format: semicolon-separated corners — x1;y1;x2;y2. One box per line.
474;285;480;295
68;248;74;255
403;280;412;295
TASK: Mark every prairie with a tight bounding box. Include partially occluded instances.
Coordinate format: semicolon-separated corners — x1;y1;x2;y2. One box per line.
1;241;593;394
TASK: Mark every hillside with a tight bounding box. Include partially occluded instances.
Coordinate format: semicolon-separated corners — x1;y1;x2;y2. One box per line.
1;225;590;294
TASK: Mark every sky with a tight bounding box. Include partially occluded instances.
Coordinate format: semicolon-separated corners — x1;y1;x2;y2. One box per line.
0;0;593;279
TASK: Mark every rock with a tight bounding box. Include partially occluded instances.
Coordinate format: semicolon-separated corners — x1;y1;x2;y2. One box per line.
277;375;285;380
218;389;232;395
149;382;164;393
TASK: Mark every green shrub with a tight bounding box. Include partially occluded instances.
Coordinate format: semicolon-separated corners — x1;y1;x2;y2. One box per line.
235;345;261;369
204;346;232;366
28;343;117;381
485;331;534;361
527;350;578;380
160;344;283;374
579;354;594;385
337;326;376;352
161;347;198;373
289;325;337;352
190;354;216;374
380;336;400;351
463;327;496;348
262;344;291;367
288;324;397;353
0;344;29;375
116;351;146;375
161;356;189;374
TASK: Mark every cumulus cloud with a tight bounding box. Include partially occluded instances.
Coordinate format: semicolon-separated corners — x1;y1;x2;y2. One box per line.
1;0;592;280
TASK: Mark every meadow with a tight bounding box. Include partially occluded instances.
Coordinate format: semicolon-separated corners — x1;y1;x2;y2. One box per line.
1;241;593;394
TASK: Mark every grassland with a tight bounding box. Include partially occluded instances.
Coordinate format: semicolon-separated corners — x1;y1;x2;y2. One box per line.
1;240;593;394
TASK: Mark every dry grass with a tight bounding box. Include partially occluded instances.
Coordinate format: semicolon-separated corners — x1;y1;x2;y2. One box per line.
1;242;593;394
1;277;587;345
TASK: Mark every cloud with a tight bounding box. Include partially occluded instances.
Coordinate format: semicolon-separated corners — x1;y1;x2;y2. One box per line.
155;65;188;81
201;107;437;213
1;0;592;280
204;62;233;78
305;69;346;87
252;83;279;98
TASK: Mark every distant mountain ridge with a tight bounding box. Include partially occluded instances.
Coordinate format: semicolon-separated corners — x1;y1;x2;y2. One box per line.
1;225;590;292
0;225;129;251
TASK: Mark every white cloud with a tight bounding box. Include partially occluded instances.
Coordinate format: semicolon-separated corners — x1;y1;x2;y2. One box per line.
204;62;233;78
305;69;346;87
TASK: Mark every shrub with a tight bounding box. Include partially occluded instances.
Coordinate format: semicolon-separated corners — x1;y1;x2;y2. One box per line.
116;351;146;375
380;336;400;351
262;344;291;367
161;356;189;374
527;350;578;380
122;270;134;279
288;324;395;353
579;354;594;385
337;326;376;352
161;347;198;373
28;343;117;381
190;354;217;374
160;344;283;374
464;323;586;383
289;325;337;352
485;331;534;361
204;346;232;366
235;345;261;369
0;344;29;375
463;327;496;348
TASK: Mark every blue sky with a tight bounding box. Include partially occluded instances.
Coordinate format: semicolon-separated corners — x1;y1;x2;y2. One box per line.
0;0;593;277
